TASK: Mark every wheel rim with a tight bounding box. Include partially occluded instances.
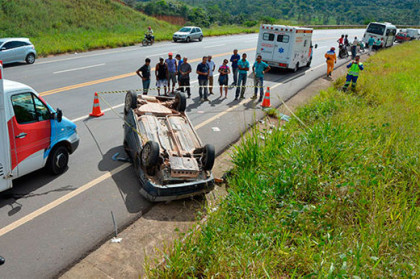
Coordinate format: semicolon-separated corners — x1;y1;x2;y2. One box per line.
27;54;34;63
55;153;66;168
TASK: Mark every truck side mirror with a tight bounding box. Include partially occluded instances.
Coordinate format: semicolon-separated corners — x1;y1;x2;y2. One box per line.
56;108;63;123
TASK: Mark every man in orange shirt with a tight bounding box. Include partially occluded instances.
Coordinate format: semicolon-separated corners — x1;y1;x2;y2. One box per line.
325;47;337;77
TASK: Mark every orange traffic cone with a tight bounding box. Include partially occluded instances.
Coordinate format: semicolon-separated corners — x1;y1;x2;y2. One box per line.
89;92;104;117
261;87;271;108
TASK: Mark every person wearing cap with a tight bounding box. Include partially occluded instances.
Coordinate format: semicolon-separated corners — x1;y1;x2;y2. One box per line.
155;57;168;96
207;55;216;95
146;26;154;42
196;56;210;102
342;55;364;92
166;52;178;94
175;54;183;90
136;58;151;95
325;47;337;78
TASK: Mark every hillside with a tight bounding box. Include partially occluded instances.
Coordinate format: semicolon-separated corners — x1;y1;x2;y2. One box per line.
134;0;419;26
0;0;177;55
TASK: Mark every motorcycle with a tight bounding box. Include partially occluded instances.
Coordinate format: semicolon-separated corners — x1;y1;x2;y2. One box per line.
338;44;349;59
142;34;154;46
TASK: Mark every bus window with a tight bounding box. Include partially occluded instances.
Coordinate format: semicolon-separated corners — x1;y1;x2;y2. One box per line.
367;23;385;36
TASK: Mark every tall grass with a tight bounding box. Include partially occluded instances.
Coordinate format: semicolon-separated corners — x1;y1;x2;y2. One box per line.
147;41;420;278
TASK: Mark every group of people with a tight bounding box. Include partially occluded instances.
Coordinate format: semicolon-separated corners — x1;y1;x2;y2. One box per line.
136;49;271;103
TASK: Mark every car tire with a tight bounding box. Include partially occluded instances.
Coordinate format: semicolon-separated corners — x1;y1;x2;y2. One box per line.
47;145;69;175
202;144;215;171
141;141;160;168
26;53;35;64
124;90;138;115
186;37;191;43
173;38;177;42
174;92;187;112
199;36;203;42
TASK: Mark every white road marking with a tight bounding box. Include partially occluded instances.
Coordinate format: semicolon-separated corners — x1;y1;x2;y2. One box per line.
53;63;105;74
204;44;225;48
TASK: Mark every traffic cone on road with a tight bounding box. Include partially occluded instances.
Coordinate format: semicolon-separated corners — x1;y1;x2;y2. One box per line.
261;87;271;108
89;92;104;117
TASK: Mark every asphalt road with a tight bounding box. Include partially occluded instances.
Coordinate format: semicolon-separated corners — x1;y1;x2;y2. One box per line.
0;29;364;278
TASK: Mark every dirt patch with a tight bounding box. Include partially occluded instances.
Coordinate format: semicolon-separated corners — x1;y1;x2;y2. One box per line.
154;15;186;26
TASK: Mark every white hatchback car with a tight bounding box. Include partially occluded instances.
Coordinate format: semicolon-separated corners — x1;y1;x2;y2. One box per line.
0;38;37;65
173;26;203;43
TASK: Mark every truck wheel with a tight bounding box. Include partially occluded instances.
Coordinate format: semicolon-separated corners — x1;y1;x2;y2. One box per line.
26;53;35;64
174;92;187;112
202;144;215;171
47;145;69;175
141;141;160;168
293;62;299;73
124;90;138;115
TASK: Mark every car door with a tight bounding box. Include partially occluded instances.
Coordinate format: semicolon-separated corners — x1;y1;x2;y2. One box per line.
9;92;51;176
272;33;290;62
0;41;18;63
193;28;199;40
260;32;275;62
13;41;28;62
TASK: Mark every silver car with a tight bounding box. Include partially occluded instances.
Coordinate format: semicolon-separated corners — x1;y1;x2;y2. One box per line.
173;26;203;43
0;38;37;65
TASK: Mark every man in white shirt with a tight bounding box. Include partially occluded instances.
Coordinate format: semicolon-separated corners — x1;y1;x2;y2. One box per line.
207;55;216;95
351;36;359;59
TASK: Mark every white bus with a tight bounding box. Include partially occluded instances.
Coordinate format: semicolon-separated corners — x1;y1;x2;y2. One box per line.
362;22;397;47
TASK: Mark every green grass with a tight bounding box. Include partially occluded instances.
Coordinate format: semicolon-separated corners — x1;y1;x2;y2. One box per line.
147;41;420;278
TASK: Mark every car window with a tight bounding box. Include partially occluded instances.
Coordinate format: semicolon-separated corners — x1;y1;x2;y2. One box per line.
2;41;19;50
192;28;197;33
11;93;49;124
14;41;27;48
277;35;289;43
179;27;191;32
263;33;275;41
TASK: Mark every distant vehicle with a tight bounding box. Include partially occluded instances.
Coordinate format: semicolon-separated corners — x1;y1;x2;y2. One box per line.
362;22;397;48
256;24;317;72
123;91;215;201
0;38;37;65
395;31;411;43
173;26;203;43
397;28;420;41
0;62;79;193
142;33;154;46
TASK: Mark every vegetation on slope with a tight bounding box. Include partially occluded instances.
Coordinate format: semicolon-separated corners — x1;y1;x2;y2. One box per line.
133;0;419;27
147;41;420;277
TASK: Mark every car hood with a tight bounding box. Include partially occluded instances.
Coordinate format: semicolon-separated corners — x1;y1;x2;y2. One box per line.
174;32;190;36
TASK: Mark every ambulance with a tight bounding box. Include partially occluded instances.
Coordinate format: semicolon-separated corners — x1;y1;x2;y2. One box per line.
0;61;79;192
256;24;317;72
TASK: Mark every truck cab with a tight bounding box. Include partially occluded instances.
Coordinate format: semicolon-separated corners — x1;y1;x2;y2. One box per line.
0;61;79;192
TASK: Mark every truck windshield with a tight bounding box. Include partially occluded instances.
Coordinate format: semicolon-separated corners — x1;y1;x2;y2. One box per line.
366;23;386;35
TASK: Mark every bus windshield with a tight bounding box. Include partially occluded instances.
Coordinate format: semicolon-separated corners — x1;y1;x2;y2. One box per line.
366;23;386;36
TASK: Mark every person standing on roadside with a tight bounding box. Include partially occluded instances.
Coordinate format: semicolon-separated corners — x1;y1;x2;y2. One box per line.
136;58;151;95
351;36;359;59
342;55;364;92
324;47;337;77
235;53;249;100
179;57;191;98
337;34;344;46
344;35;349;47
367;36;375;55
218;59;231;98
166;52;177;94
252;55;270;102
196;56;210;102
207;55;216;95
230;49;240;86
175;54;183;90
155;57;168;96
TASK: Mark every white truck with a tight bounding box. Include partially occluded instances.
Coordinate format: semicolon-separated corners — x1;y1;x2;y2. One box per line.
256;24;317;72
0;61;79;192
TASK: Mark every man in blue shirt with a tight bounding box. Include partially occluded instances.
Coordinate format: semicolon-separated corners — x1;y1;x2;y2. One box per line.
235;53;249;100
252;55;270;102
196;56;210;102
230;49;240;86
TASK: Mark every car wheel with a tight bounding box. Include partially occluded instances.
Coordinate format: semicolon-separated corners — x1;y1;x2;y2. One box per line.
173;38;177;42
199;36;203;42
186;37;191;43
124;90;138;115
174;92;187;112
26;53;35;64
293;62;299;73
141;141;160;168
202;144;215;171
47;145;69;175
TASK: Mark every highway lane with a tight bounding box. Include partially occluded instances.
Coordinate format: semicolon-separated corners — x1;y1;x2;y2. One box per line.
0;29;364;278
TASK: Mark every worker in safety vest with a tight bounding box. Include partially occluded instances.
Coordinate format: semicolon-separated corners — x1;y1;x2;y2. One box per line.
324;47;337;77
343;55;364;91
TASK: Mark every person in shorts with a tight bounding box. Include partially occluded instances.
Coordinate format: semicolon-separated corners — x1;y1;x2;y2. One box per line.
136;58;151;95
179;57;192;98
218;59;230;98
166;52;178;94
155;57;168;96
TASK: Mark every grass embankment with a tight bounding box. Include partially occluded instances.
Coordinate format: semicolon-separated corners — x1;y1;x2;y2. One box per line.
148;41;420;277
0;0;257;56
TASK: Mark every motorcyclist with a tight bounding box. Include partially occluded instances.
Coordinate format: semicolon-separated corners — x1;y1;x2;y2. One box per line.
145;26;154;42
337;34;344;46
